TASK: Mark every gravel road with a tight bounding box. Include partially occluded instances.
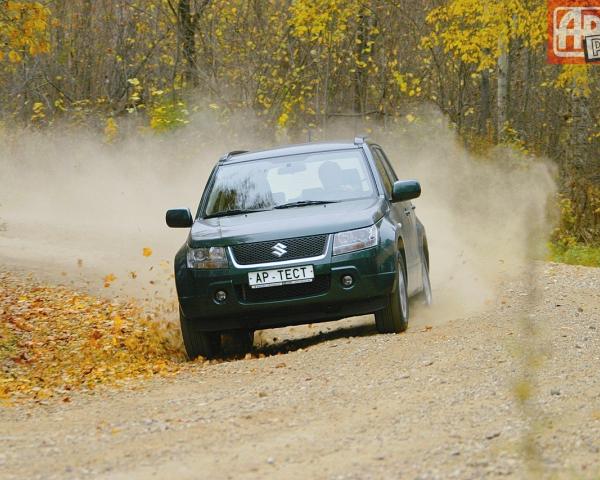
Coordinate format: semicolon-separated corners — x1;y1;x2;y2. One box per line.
1;262;599;480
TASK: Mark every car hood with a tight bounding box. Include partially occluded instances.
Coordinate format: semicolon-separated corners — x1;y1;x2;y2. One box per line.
189;197;386;247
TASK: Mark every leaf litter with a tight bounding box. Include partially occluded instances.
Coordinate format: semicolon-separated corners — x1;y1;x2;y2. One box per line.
0;271;186;404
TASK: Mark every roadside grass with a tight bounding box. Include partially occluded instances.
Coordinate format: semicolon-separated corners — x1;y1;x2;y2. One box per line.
548;243;600;268
0;272;186;404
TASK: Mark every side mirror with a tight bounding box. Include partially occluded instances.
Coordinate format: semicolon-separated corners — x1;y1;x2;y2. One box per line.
166;208;193;228
391;180;421;203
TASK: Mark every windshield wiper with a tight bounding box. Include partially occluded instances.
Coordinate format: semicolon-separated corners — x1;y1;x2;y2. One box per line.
274;200;338;210
204;208;270;219
205;201;338;217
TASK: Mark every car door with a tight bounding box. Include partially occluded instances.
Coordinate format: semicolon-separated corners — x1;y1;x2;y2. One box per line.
372;146;420;293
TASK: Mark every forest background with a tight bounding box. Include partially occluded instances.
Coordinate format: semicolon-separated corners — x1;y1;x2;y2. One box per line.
1;0;599;262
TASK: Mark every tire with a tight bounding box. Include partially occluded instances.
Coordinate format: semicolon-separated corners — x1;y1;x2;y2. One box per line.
375;253;409;333
179;308;222;360
417;259;433;306
223;330;254;355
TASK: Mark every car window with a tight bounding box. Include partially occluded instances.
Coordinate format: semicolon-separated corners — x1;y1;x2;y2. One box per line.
375;147;398;182
267;151;372;201
203;149;376;216
371;148;393;197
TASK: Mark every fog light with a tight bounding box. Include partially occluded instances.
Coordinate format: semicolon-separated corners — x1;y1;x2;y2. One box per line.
341;275;354;287
215;290;227;303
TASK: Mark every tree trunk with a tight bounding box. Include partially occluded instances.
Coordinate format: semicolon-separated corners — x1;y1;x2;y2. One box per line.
496;40;509;143
178;0;199;88
353;10;368;116
80;0;94;100
456;61;465;134
478;69;490;137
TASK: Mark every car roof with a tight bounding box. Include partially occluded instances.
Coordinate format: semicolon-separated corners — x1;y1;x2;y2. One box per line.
219;140;367;164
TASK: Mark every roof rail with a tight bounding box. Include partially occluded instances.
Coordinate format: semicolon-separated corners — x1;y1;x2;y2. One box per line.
219;150;249;162
354;136;368;145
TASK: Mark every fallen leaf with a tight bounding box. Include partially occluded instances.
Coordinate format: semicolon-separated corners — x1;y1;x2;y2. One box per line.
0;272;185;403
103;273;116;287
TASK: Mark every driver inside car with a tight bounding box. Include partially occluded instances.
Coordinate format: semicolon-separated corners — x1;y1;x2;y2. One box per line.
318;160;356;199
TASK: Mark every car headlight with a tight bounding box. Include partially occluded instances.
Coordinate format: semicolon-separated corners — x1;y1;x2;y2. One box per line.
333;225;378;255
187;246;229;269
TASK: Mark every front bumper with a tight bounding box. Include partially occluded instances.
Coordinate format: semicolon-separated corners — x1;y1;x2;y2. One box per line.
176;241;397;332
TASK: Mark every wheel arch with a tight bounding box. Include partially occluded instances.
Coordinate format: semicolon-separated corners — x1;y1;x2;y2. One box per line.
416;219;429;268
396;234;408;279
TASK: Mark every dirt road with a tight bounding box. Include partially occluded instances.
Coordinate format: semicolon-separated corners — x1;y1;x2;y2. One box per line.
1;262;599;479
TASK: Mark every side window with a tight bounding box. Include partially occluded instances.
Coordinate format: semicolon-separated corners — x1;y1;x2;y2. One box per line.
371;148;393;197
376;147;398;182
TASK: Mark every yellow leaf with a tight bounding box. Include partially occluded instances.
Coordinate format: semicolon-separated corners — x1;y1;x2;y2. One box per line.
406;114;416;123
54;99;66;112
103;273;117;287
8;51;22;63
142;247;153;258
104;117;118;143
277;112;289;128
113;315;123;333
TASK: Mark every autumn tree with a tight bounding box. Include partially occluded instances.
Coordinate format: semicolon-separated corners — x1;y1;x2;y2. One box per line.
422;0;546;139
0;0;598;245
0;0;50;63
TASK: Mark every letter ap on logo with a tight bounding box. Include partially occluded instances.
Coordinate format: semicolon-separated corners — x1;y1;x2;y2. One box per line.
548;0;600;64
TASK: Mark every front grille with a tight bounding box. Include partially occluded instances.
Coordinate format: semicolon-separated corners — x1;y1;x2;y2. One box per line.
236;275;330;303
230;234;328;265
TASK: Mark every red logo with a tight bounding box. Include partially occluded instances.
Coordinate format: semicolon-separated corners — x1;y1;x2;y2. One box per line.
548;0;600;63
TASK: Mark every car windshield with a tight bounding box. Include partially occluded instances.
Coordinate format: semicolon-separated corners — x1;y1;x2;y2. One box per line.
203;149;376;217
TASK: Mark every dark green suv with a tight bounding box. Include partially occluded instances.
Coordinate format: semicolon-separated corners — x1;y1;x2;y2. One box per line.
166;138;431;359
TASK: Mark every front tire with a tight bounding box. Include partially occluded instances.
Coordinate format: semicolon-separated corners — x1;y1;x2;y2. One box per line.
179;308;222;360
375;254;409;333
223;330;254;355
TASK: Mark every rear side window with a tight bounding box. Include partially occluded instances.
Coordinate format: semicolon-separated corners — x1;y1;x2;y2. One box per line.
372;148;393;197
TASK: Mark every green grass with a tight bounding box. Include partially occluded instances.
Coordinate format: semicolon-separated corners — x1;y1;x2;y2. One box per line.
548;243;600;268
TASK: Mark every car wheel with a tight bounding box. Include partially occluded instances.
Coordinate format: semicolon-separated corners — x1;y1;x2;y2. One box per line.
223;330;254;355
418;259;433;306
375;253;409;334
179;308;222;360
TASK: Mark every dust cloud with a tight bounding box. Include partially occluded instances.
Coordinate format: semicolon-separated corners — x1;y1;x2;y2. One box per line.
0;108;556;325
0;111;270;310
379;109;556;322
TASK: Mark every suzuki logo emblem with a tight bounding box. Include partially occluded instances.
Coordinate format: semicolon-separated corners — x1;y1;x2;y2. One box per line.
271;243;287;257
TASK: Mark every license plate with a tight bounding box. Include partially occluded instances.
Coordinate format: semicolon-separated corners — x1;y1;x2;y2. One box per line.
248;265;314;289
